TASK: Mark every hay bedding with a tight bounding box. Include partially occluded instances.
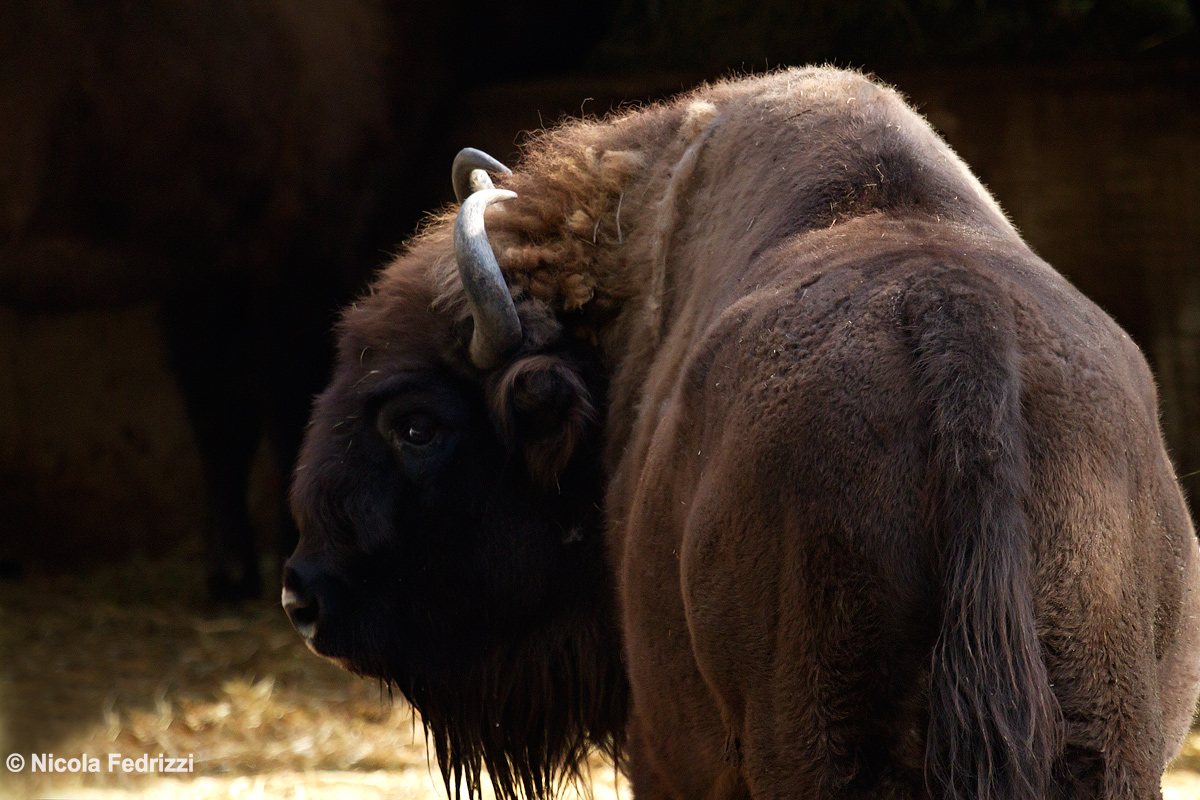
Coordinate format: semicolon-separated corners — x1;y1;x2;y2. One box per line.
0;546;1193;799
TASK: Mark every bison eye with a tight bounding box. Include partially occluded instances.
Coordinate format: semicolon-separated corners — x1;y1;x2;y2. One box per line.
376;396;457;473
402;415;440;449
393;417;446;453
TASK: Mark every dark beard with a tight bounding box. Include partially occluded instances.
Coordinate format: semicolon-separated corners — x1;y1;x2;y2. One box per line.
390;607;629;800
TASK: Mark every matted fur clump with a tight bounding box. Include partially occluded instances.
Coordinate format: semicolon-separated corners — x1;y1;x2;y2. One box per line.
421;92;726;337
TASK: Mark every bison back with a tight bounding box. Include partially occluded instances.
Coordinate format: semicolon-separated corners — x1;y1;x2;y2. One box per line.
615;219;1200;798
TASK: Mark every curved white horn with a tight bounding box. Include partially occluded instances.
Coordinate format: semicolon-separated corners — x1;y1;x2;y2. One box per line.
452;148;512;203
453;188;521;369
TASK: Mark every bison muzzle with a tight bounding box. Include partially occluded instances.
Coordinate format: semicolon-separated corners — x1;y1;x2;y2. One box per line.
283;68;1200;800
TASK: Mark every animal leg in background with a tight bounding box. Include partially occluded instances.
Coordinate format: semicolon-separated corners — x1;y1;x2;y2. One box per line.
161;289;261;602
255;287;341;568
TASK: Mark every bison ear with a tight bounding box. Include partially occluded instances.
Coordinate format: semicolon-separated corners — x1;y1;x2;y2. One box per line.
491;355;596;488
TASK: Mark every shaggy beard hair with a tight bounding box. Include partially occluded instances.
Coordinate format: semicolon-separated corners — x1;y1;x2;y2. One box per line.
386;610;629;800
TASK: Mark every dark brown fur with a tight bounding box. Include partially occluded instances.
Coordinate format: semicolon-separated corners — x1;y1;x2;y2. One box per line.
288;68;1200;799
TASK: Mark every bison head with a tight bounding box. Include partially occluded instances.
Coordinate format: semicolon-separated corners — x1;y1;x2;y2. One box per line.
282;152;627;797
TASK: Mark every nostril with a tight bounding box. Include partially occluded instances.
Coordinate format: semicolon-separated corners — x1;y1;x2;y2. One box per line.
282;587;320;639
281;565;321;640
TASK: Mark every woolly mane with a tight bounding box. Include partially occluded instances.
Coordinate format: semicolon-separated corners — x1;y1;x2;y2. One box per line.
414;88;728;350
407;65;988;358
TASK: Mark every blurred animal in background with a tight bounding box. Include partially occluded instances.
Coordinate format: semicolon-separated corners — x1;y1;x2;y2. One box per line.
0;0;611;601
0;0;424;601
284;69;1200;799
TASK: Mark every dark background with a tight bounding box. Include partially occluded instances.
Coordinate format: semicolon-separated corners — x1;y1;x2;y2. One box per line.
1;0;1197;577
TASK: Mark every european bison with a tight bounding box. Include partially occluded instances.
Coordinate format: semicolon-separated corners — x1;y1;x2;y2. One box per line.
284;68;1200;799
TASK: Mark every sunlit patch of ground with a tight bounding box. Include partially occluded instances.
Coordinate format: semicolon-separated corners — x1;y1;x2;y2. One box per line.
0;549;621;800
0;548;1195;799
1166;735;1200;800
43;769;624;800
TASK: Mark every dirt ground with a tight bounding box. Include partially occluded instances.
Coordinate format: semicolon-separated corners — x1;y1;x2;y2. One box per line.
1;546;1198;800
